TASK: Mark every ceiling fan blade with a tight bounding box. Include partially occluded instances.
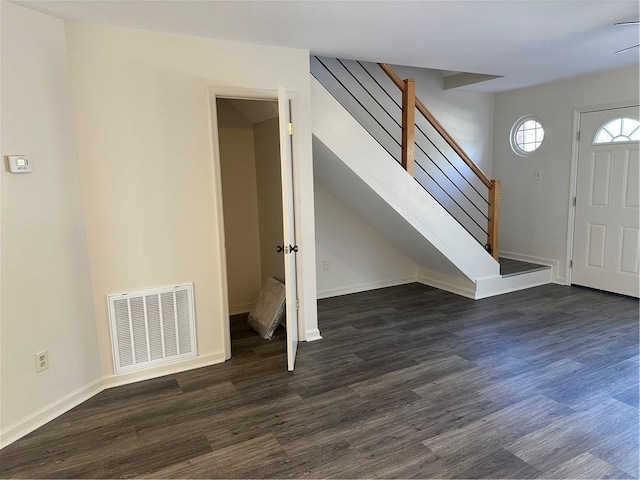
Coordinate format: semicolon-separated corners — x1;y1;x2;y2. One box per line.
615;21;640;26
615;44;640;54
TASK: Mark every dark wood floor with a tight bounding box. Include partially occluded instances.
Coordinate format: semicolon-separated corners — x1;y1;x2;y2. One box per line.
1;283;638;479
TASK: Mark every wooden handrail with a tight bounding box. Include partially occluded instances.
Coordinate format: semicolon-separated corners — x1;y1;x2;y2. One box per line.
379;62;407;92
379;63;492;189
379;62;500;259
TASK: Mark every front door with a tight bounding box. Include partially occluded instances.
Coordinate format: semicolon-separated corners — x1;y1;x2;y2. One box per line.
278;88;299;370
573;106;639;297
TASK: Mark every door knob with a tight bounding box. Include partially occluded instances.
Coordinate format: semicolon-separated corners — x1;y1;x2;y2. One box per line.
289;245;299;253
276;245;284;253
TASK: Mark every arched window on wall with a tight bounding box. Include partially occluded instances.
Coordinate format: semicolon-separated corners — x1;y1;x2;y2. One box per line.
593;117;640;144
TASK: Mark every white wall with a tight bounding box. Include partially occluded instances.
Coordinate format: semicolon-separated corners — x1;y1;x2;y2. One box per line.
493;66;640;282
63;21;319;378
254;117;286;286
0;3;102;445
218;124;263;315
314;182;418;298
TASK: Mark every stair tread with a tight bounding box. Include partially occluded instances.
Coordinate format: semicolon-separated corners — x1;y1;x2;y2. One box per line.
499;257;551;277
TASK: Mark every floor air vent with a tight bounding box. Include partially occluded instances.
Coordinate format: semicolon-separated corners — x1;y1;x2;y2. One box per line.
107;283;197;373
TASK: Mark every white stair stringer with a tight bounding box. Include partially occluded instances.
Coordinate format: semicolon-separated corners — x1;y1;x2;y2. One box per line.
311;77;501;295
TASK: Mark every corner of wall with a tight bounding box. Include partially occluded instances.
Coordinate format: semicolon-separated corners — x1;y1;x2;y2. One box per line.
0;379;104;449
1;1;102;445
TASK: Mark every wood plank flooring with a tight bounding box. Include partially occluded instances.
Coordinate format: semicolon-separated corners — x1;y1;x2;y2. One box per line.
1;283;638;479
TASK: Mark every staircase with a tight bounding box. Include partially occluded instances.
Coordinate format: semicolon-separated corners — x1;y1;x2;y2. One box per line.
311;57;551;299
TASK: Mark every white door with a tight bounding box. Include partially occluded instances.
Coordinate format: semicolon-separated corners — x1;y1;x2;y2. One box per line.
573;106;640;297
278;88;298;370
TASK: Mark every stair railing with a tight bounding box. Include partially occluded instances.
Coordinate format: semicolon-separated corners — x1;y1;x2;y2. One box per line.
311;57;500;259
378;63;501;259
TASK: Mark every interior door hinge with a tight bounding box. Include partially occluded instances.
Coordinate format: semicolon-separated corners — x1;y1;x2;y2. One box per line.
570;260;573;268
573;196;577;206
288;123;294;136
576;131;580;141
296;299;299;310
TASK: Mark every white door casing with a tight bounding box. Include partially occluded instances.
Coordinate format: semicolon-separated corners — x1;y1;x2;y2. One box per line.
573;106;639;297
278;87;299;370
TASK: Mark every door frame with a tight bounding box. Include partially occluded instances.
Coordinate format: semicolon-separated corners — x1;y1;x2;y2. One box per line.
207;86;301;361
565;99;640;287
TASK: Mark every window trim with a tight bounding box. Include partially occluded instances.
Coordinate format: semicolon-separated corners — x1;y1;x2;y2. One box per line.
510;115;545;157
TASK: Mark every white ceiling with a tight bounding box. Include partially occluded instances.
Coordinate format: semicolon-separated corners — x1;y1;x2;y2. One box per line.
16;0;640;92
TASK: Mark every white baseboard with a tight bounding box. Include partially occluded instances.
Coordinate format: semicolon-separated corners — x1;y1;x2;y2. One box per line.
416;268;476;299
229;303;253;315
302;328;323;342
1;352;227;449
102;352;226;389
475;268;553;299
0;378;104;449
500;250;563;284
316;276;417;300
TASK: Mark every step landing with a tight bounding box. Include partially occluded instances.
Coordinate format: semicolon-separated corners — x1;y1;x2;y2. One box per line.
475;257;553;299
499;257;551;277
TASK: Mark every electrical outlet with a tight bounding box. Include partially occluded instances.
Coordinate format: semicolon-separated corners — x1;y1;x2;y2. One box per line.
322;260;330;271
35;350;49;373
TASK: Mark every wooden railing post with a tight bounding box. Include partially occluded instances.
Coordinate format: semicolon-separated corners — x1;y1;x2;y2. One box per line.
488;179;501;260
402;78;416;176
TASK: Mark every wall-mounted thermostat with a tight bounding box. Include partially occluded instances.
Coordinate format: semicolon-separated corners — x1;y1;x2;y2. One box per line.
7;155;32;173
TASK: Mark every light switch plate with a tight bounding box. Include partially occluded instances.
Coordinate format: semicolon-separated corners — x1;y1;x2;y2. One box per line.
7;155;32;173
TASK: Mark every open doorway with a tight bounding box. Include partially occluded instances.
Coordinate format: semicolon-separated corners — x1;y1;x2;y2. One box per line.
216;98;288;356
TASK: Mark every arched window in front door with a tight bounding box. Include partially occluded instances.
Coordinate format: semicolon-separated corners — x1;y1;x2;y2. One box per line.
593;117;640;144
